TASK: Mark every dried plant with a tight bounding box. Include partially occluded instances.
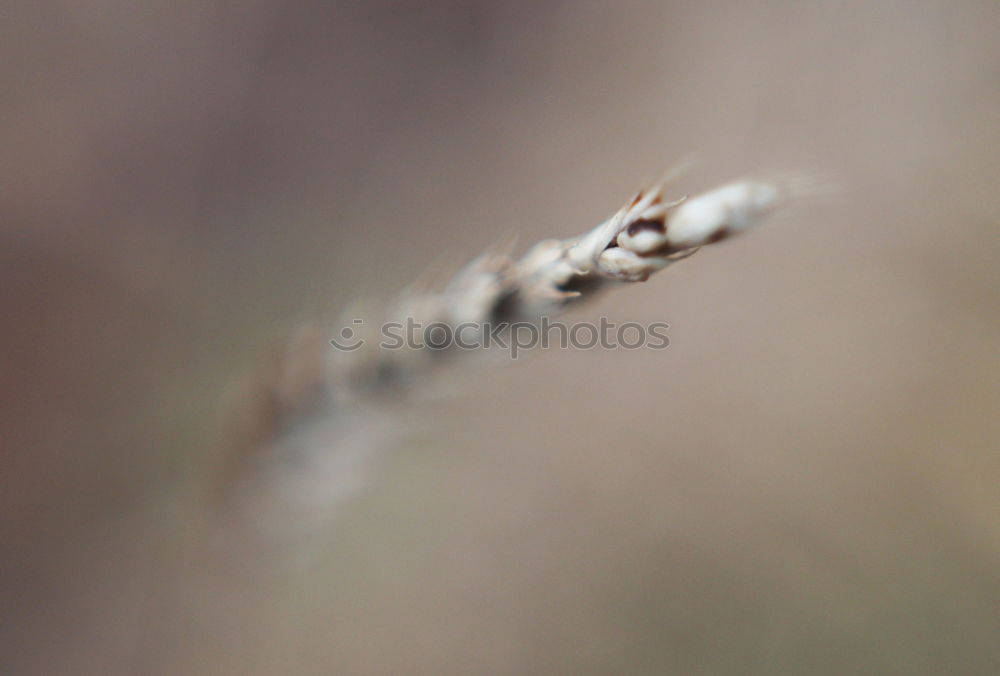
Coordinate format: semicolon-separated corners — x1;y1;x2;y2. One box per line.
216;174;804;538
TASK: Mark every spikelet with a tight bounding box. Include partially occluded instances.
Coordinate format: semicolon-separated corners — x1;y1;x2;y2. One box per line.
222;173;801;536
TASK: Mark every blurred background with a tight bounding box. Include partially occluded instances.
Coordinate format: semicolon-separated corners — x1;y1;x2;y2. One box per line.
2;1;998;673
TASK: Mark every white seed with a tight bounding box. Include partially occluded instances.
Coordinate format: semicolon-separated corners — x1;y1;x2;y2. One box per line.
616;222;668;254
665;180;779;250
597;247;669;282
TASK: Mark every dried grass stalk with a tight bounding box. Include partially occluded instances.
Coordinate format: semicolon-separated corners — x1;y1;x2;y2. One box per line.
218;174;801;536
331;177;791;395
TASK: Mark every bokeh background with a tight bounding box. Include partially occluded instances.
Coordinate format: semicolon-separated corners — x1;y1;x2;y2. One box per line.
2;1;998;673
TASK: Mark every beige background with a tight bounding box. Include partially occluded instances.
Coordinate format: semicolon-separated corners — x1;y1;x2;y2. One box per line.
2;1;998;673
